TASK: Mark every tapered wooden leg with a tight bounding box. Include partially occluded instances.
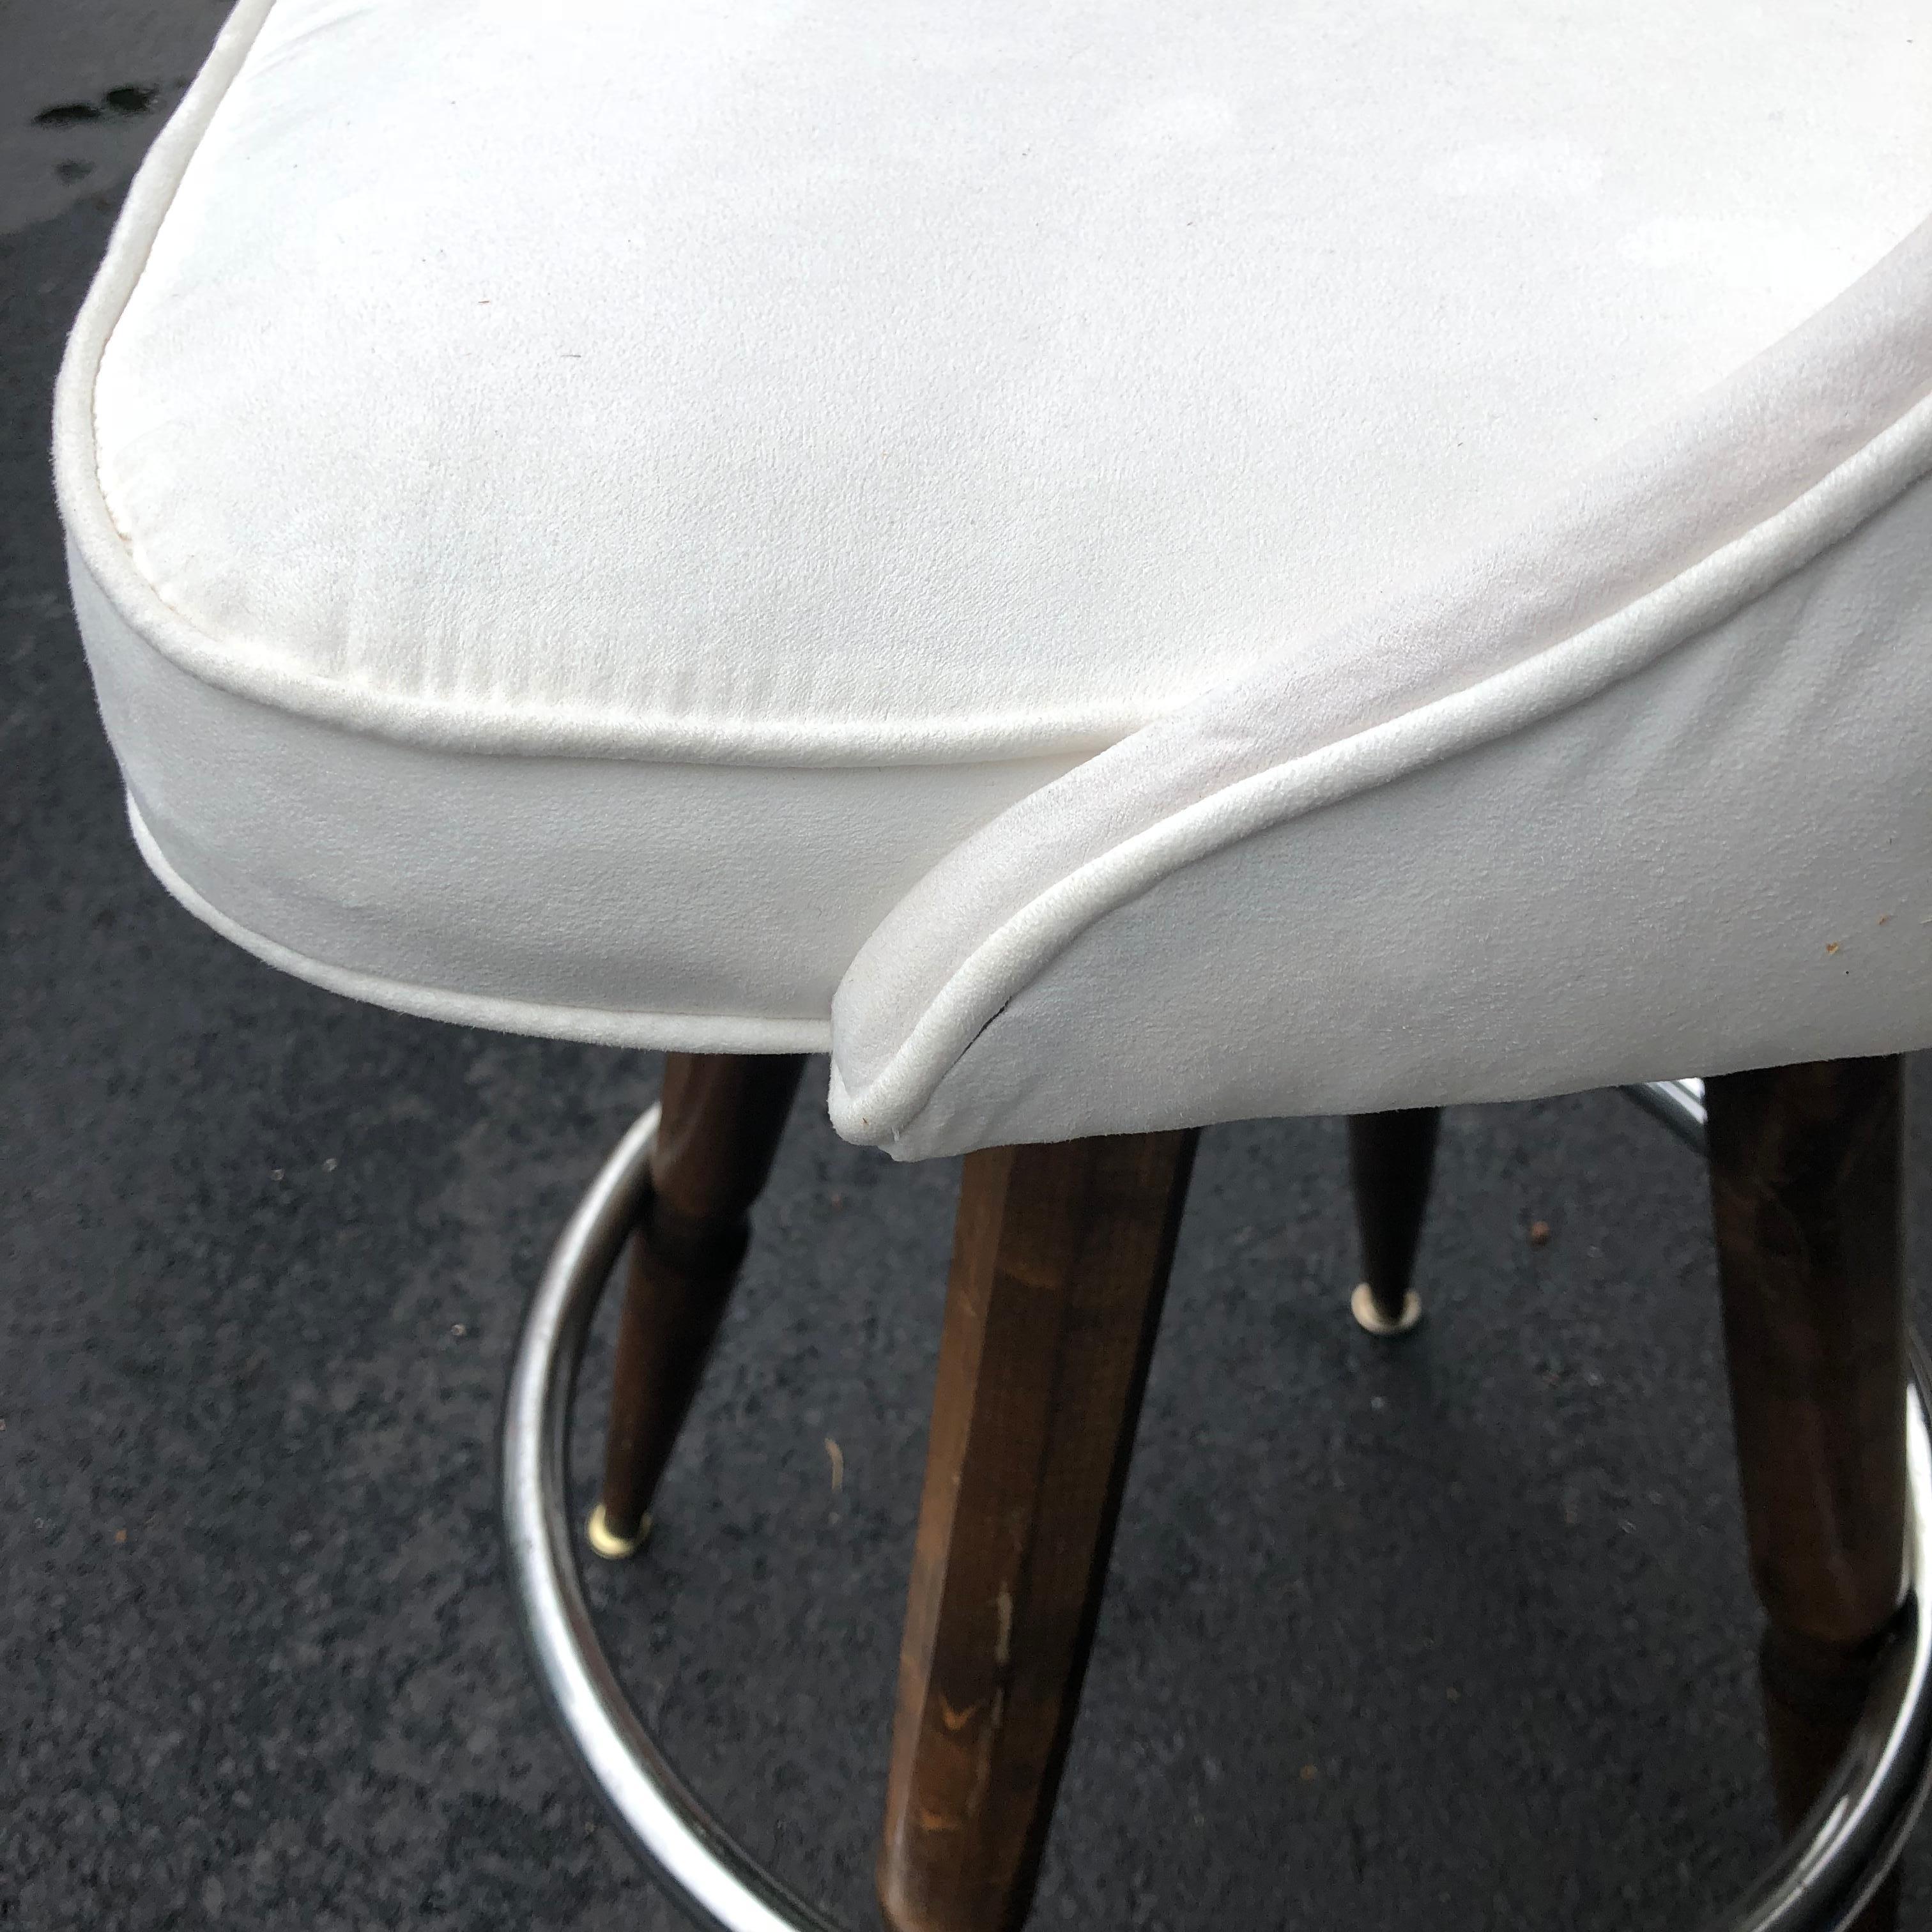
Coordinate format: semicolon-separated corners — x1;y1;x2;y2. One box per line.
878;1130;1199;1932
1347;1107;1439;1335
1707;1057;1907;1930
590;1052;807;1557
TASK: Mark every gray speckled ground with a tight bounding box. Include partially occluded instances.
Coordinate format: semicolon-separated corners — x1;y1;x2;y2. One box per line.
4;9;1930;1929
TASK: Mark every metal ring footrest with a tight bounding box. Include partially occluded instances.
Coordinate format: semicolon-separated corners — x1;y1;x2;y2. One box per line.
503;1101;1932;1932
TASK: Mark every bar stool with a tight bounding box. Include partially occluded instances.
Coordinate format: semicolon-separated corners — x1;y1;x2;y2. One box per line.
56;3;1932;1927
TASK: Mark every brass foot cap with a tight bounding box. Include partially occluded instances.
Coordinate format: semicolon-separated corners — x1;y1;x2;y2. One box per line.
1351;1284;1423;1337
586;1503;652;1561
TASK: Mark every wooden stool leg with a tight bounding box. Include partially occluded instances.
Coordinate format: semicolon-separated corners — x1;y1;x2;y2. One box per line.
591;1051;807;1555
878;1130;1199;1932
1347;1106;1439;1335
1707;1057;1908;1931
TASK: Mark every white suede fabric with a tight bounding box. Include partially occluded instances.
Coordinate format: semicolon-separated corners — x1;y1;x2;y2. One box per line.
55;0;1932;1151
74;540;1076;1048
829;222;1932;1151
832;463;1932;1154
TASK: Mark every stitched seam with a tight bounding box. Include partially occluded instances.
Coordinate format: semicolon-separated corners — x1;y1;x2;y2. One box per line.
63;22;1932;769
59;37;1198;773
88;0;283;558
126;793;835;1046
841;394;1932;1139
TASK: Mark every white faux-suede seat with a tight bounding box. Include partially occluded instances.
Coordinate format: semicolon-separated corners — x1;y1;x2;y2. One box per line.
59;6;1932;1928
59;0;1932;1141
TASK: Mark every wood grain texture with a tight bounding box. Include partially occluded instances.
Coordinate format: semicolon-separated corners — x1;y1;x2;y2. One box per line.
597;1052;806;1542
878;1130;1198;1932
1708;1055;1907;1929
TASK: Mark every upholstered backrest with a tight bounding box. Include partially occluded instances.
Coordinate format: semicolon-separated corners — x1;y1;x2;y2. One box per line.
831;222;1932;1156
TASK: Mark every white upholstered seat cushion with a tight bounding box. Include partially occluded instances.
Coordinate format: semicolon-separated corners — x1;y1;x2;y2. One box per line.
59;0;1932;1143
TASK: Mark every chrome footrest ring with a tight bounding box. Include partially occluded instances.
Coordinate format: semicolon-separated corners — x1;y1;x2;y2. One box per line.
503;1102;1932;1932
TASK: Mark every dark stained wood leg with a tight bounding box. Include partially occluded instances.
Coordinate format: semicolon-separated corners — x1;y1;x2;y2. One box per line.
591;1051;808;1556
1707;1057;1907;1930
1347;1107;1439;1335
878;1131;1199;1932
